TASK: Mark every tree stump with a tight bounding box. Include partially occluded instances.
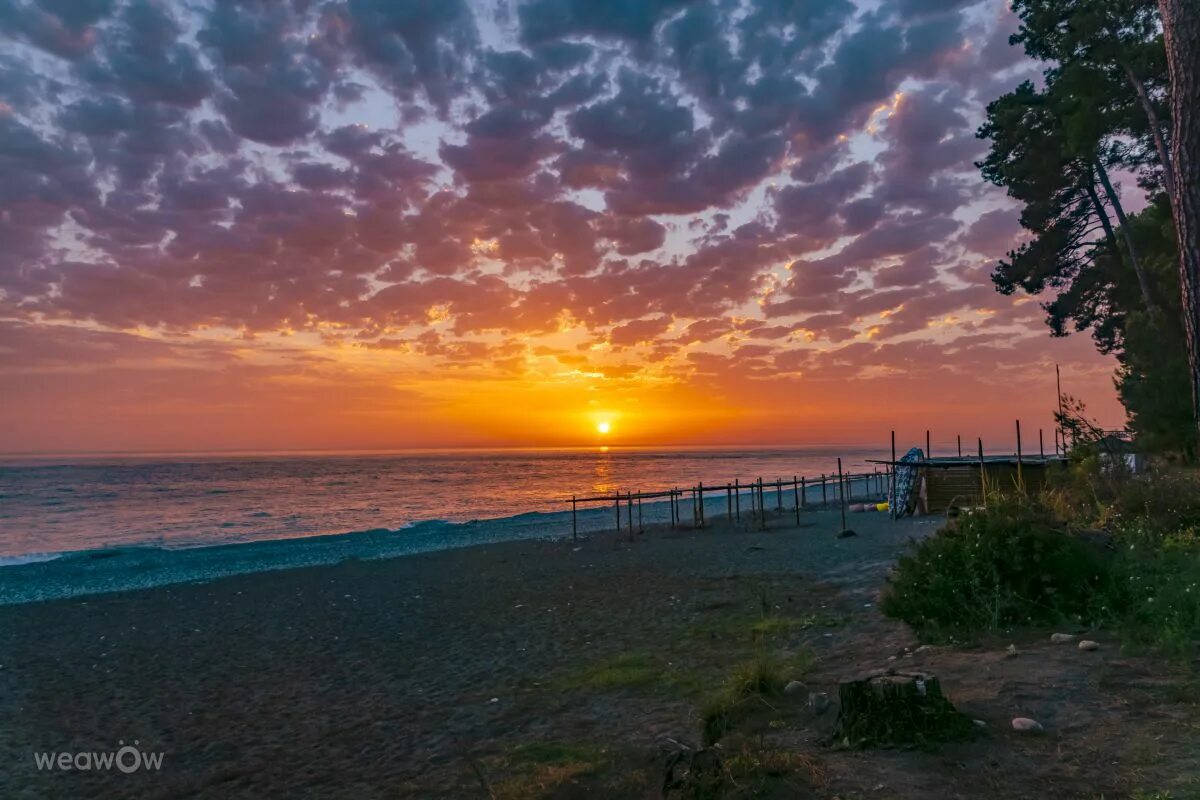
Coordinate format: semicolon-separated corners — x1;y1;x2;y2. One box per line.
832;670;974;748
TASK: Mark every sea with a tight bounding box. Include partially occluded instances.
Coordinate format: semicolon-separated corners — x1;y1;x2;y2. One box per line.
0;446;887;603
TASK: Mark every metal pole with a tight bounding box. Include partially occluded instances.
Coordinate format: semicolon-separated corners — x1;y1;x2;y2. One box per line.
572;495;577;541
837;457;847;532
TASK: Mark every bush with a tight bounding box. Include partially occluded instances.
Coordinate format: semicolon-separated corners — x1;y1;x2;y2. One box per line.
881;497;1119;641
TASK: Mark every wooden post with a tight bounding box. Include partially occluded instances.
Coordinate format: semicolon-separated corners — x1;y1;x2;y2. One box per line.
890;430;897;515
734;478;740;521
1054;428;1061;456
1039;429;1045;460
978;438;986;507
758;477;766;530
615;491;620;532
572;495;577;541
627;492;634;536
800;476;806;508
726;483;732;522
637;491;643;533
837;457;847;532
698;482;705;528
776;478;783;511
1015;420;1023;489
926;429;931;459
821;473;827;506
957;435;962;458
793;476;800;525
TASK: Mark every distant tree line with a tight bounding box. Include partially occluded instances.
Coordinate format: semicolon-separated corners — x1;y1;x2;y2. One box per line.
978;0;1200;460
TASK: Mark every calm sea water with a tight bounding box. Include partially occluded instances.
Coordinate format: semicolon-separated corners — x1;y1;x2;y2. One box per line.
0;446;885;561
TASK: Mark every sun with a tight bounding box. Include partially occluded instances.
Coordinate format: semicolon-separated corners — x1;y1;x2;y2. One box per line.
596;421;611;435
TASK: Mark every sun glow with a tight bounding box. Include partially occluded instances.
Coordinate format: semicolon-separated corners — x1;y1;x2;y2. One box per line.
596;421;611;435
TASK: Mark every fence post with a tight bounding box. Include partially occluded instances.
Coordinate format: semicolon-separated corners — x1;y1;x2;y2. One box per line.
1015;420;1023;490
775;478;783;511
637;491;643;533
800;476;806;508
957;434;962;458
698;482;705;528
614;491;620;532
837;457;847;532
926;429;931;459
978;438;987;508
572;495;577;541
890;430;897;519
793;476;800;525
627;492;634;536
734;478;740;521
1039;428;1045;460
758;477;766;530
821;473;827;506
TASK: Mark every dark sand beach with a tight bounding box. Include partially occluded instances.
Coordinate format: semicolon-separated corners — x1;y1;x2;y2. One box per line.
2;509;1198;799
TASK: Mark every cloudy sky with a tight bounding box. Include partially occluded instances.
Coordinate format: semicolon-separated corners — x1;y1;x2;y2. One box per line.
0;0;1128;453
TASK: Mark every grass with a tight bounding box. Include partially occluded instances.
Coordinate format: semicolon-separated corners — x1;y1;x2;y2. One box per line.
486;741;618;800
558;651;709;697
700;651;812;746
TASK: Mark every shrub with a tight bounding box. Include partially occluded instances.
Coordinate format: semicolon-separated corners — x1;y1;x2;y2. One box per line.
881;497;1119;641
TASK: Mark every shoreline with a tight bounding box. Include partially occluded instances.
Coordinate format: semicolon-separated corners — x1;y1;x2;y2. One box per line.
0;478;887;606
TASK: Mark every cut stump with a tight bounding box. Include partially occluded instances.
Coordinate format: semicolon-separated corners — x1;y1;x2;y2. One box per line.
832;670;974;748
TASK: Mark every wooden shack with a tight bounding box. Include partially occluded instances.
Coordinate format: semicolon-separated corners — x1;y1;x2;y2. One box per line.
914;456;1066;515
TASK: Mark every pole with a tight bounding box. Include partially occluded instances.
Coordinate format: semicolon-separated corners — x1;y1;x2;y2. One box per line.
614;491;620;532
637;491;643;533
1015;420;1023;489
800;476;806;508
572;495;577;541
627;492;633;535
1039;429;1045;460
793;476;800;525
734;478;740;521
890;430;897;516
726;483;732;522
821;473;827;506
926;429;931;459
978;438;986;507
1056;363;1066;451
698;482;705;528
759;477;766;530
837;457;847;532
776;478;783;511
957;435;962;457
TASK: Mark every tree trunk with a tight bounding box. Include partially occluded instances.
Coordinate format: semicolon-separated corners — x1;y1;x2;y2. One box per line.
832;671;974;748
1121;61;1175;199
1095;160;1158;314
1159;0;1200;453
1084;171;1121;254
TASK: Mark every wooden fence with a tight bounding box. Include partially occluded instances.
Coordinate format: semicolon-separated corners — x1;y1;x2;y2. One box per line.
568;468;891;539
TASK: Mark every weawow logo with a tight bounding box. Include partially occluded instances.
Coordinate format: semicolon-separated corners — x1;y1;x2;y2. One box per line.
34;741;164;773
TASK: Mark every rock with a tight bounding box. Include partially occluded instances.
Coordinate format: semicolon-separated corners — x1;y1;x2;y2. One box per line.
914;644;935;654
784;680;807;695
837;529;858;538
1078;640;1100;651
1005;644;1019;657
807;692;831;715
1050;633;1075;644
973;719;987;728
1011;717;1043;732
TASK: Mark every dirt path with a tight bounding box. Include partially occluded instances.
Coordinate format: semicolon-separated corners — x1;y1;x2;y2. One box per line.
1;509;1197;798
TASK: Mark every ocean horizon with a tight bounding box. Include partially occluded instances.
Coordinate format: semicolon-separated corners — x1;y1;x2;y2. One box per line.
0;445;888;561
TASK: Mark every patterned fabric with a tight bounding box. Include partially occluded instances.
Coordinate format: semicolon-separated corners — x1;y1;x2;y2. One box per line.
890;447;925;519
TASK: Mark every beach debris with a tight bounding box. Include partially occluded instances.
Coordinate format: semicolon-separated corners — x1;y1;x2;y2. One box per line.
1005;644;1019;657
489;697;499;703
1050;633;1076;644
784;680;807;695
973;719;987;728
1011;717;1043;732
572;546;581;552
914;645;934;654
1078;640;1100;651
808;692;831;715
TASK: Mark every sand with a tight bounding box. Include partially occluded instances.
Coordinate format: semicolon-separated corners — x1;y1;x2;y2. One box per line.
2;508;1198;798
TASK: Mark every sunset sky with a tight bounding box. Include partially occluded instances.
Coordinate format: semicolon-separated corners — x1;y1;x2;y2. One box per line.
0;0;1132;454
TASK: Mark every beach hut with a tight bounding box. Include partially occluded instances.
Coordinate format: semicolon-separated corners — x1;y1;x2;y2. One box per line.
891;456;1067;516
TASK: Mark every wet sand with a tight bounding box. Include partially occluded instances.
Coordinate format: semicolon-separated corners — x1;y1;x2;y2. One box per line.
2;509;1197;799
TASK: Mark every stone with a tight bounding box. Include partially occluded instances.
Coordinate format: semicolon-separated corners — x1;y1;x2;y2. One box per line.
1078;640;1100;651
973;719;987;728
784;680;807;694
1050;633;1075;644
1005;644;1019;657
807;692;831;715
1011;717;1043;732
